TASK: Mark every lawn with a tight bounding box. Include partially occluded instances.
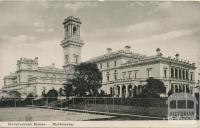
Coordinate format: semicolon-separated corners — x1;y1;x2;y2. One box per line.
0;107;113;121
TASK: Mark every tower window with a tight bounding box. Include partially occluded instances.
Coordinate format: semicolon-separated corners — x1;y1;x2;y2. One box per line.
65;55;69;64
73;54;79;63
100;63;102;69
73;26;77;36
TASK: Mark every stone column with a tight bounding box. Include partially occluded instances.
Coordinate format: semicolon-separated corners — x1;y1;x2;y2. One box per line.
114;86;117;97
172;84;175;93
78;25;80;37
173;67;175;78
71;24;73;37
125;85;129;98
183;69;186;80
119;85;122;97
112;87;115;97
184;84;186;93
177;84;180;92
177;68;179;79
69;24;72;37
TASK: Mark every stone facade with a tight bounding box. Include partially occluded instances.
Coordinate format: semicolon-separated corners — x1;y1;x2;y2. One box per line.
2;16;197;98
3;57;65;97
87;47;196;97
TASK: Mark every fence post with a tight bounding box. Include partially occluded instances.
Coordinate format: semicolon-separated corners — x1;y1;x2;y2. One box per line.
47;98;49;107
61;99;62;110
15;98;16;108
121;97;122;113
84;97;86;111
72;97;74;109
32;98;33;108
113;97;114;113
95;97;96;115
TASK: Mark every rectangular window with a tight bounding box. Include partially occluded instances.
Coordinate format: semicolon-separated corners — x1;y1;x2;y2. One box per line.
128;71;132;79
147;68;152;78
114;75;117;80
107;72;110;81
164;69;167;78
190;72;193;81
107;76;109;81
100;63;102;69
134;70;138;79
175;68;178;79
171;68;174;78
122;72;126;79
107;62;109;68
183;70;185;80
18;75;20;83
179;69;182;79
114;61;117;66
186;70;189;80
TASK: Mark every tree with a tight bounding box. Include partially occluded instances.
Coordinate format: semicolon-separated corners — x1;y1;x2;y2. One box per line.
142;77;166;98
63;81;74;97
64;62;102;97
8;90;21;98
24;93;34;105
46;88;58;102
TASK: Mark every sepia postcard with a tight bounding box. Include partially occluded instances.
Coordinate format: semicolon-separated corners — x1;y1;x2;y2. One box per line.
0;0;199;128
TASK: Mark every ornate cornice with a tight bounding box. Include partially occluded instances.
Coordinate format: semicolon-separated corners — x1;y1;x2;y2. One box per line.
61;37;84;48
87;50;146;63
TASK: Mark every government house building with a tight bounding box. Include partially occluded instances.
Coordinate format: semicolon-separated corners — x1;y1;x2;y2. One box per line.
2;16;196;97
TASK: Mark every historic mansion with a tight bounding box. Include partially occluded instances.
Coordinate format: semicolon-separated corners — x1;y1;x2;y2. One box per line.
3;16;196;97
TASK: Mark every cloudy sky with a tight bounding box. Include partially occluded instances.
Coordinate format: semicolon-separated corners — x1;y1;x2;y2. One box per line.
0;1;200;89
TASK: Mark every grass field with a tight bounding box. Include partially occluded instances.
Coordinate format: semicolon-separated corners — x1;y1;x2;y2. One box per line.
0;107;114;121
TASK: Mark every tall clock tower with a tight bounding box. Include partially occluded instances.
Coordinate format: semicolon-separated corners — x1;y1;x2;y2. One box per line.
61;16;84;78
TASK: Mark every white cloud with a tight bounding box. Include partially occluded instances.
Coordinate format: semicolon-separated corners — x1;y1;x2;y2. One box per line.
33;21;44;28
33;21;54;33
83;20;162;38
118;20;161;33
64;2;97;12
134;27;200;43
129;2;145;7
0;34;37;44
47;28;54;32
158;2;172;9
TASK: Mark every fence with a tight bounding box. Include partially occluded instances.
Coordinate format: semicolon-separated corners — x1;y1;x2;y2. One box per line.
0;96;169;119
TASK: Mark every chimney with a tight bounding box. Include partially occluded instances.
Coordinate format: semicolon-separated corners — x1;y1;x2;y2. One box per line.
156;48;161;56
107;48;112;54
125;45;131;53
175;53;179;60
